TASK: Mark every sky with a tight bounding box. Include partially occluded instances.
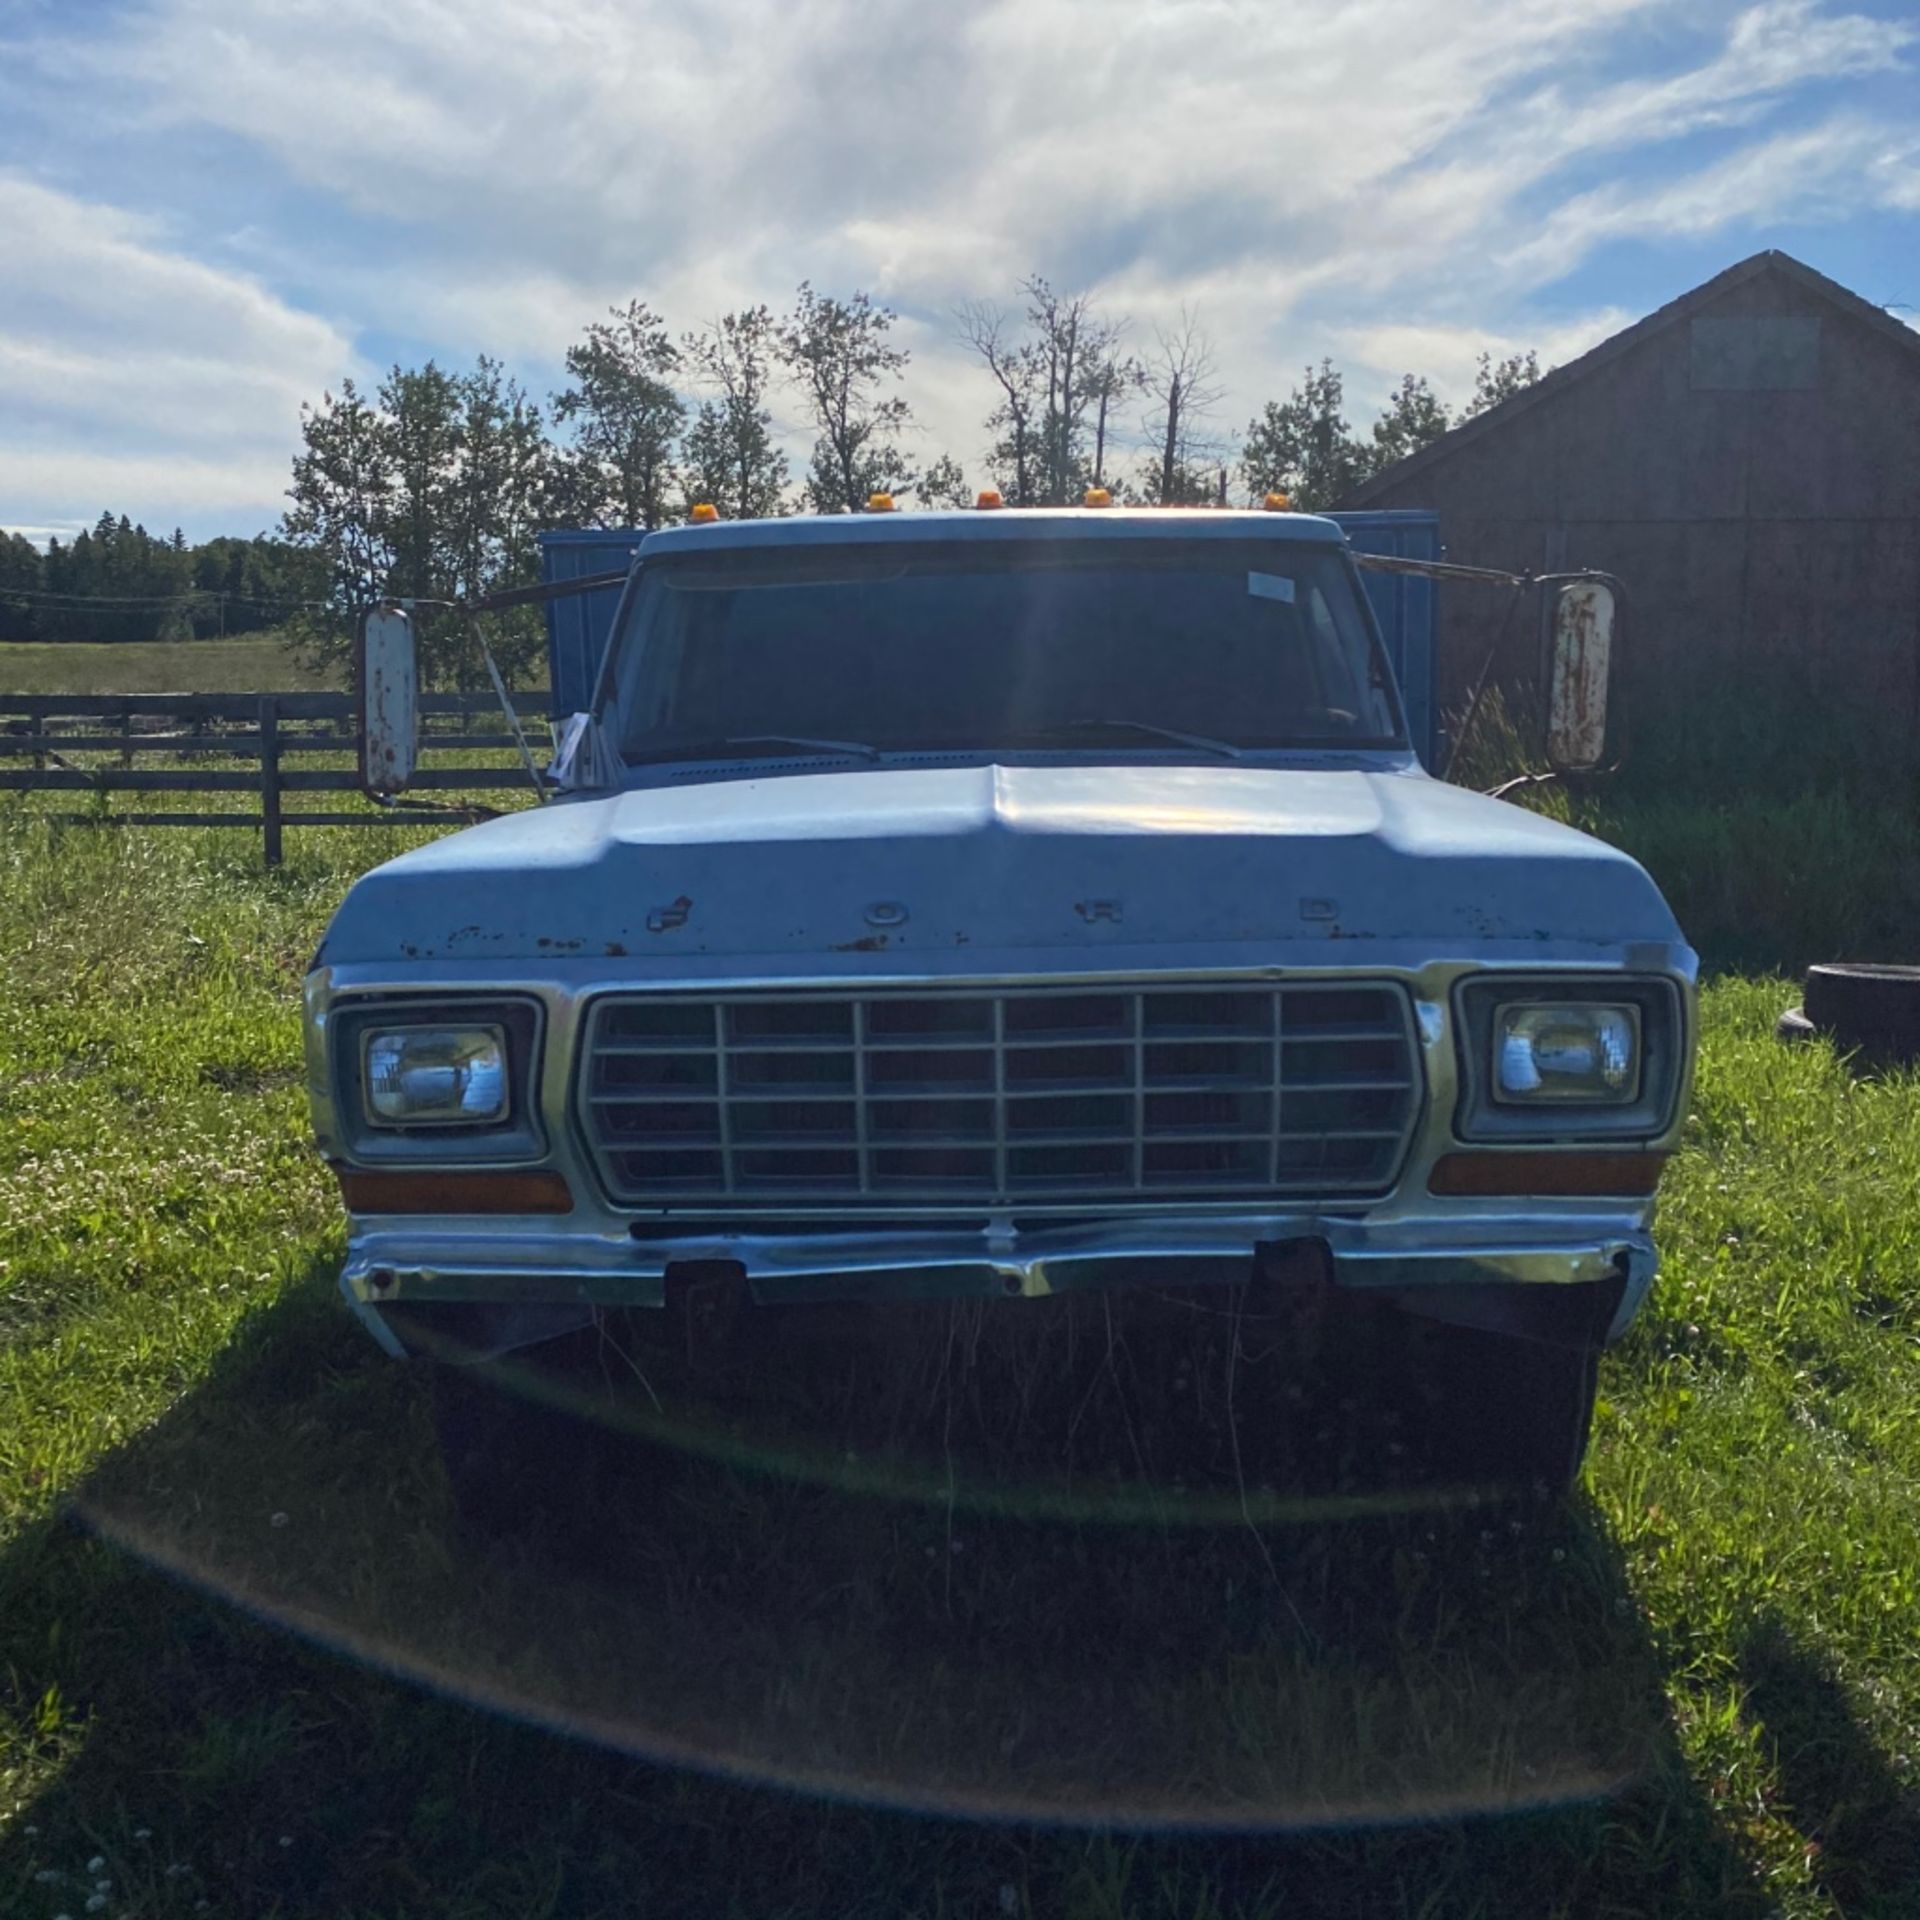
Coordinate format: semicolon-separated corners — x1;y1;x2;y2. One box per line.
1;0;1916;546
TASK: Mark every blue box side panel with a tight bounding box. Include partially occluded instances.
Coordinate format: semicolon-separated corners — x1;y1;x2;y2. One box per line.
1328;511;1439;768
540;531;646;717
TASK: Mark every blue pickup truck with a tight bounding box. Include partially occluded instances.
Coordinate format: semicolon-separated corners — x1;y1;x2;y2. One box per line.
306;503;1695;1495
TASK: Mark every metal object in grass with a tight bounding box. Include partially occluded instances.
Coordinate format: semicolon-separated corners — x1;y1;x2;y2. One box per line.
1778;964;1920;1067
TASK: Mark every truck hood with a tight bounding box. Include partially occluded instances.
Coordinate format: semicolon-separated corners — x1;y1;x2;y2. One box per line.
317;763;1686;970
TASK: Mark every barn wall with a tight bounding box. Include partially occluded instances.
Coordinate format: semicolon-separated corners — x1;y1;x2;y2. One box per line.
1356;268;1920;770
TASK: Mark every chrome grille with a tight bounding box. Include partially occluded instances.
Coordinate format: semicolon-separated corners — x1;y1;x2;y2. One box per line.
580;982;1420;1209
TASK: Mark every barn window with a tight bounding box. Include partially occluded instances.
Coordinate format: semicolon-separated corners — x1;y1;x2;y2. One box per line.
1689;317;1821;390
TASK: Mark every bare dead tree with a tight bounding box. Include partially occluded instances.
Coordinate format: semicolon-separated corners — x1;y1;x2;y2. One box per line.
958;279;1137;505
955;298;1041;506
1140;310;1225;507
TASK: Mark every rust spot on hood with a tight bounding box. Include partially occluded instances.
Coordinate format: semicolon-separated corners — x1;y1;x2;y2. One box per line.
832;933;891;952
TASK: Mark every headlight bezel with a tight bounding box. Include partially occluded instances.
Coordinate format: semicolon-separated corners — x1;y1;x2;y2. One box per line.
1453;974;1683;1144
330;995;546;1163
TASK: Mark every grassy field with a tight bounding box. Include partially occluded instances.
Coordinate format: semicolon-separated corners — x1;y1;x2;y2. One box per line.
1;805;1919;1917
0;636;339;695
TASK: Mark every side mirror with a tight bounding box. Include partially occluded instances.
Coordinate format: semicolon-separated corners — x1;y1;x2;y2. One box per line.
356;604;419;797
1545;579;1616;774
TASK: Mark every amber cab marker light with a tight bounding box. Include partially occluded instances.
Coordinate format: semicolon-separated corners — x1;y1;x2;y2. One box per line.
688;502;719;524
1263;490;1292;511
334;1168;575;1215
867;492;896;512
975;488;1005;510
1083;486;1113;508
1429;1151;1669;1198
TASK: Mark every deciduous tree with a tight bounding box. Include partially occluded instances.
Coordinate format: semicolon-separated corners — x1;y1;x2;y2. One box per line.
679;306;789;519
1461;348;1545;419
1238;360;1369;510
779;284;916;512
957;278;1136;505
1139;311;1223;507
916;453;972;509
1366;373;1452;473
553;301;685;530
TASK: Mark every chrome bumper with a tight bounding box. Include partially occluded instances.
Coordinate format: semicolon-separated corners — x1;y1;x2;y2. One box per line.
316;945;1692;1361
339;1212;1657;1357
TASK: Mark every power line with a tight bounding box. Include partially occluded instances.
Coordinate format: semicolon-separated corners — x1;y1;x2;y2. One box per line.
0;586;332;612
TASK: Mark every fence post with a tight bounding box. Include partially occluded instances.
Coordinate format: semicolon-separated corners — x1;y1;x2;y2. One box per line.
258;694;283;868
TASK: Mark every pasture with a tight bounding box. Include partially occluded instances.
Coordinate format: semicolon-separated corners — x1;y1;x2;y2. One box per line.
0;637;340;697
1;795;1918;1918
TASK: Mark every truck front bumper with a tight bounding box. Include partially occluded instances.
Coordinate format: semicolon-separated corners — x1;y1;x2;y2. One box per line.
339;1212;1657;1358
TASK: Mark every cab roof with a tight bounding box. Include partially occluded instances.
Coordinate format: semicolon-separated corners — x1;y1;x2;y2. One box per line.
639;506;1347;560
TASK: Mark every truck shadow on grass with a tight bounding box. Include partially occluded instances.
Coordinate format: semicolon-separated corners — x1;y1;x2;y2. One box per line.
2;1269;1794;1916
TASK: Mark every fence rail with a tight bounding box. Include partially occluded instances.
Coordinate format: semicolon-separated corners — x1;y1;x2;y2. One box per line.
0;690;540;865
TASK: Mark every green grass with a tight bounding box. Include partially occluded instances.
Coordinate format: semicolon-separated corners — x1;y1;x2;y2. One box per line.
2;814;1919;1916
0;636;338;695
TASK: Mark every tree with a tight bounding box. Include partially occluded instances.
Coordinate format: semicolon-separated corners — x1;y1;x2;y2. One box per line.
442;357;550;600
284;360;561;686
1238;359;1370;510
956;277;1136;506
917;453;972;509
380;363;463;602
1083;339;1139;492
779;283;916;512
441;358;555;683
189;535;328;637
0;531;44;642
679;306;789;519
1139;311;1223;507
552;301;685;530
284;377;398;626
1364;373;1452;476
1461;348;1545;420
955;297;1042;506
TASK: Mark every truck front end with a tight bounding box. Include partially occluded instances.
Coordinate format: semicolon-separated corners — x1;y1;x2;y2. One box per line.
306;507;1694;1487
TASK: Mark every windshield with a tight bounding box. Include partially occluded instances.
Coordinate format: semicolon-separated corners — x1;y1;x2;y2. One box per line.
609;538;1404;762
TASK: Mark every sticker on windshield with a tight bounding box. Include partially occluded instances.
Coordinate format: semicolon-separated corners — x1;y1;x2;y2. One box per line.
1247;571;1296;603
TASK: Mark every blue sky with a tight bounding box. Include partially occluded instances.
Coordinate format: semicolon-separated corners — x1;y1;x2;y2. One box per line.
2;0;1915;544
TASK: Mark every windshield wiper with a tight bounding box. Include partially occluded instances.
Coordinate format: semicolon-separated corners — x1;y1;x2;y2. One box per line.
628;733;881;764
1015;718;1244;760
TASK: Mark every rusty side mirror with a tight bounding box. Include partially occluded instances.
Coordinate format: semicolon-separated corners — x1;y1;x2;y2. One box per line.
356;604;419;797
1545;579;1616;774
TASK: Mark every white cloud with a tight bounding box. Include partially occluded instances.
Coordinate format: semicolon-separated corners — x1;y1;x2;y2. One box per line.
1490;0;1911;175
1337;309;1640;409
1;0;1915;525
1497;116;1920;286
0;447;300;531
0;173;358;532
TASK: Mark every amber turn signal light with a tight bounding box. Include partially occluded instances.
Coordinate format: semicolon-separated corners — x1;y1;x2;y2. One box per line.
334;1168;575;1215
1429;1152;1668;1198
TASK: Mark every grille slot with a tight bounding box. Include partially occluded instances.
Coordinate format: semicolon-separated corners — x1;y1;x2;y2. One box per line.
581;982;1419;1208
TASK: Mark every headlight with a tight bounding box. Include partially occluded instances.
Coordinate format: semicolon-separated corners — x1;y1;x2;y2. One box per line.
363;1026;508;1127
1494;1003;1639;1104
1454;976;1684;1143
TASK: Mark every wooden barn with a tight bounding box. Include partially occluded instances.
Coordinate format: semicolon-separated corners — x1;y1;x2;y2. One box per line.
1343;251;1920;768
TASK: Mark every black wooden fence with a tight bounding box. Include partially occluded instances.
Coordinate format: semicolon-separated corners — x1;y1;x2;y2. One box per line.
0;691;541;865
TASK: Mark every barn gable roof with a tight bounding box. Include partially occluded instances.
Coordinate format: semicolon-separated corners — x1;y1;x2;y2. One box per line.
1342;250;1920;506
